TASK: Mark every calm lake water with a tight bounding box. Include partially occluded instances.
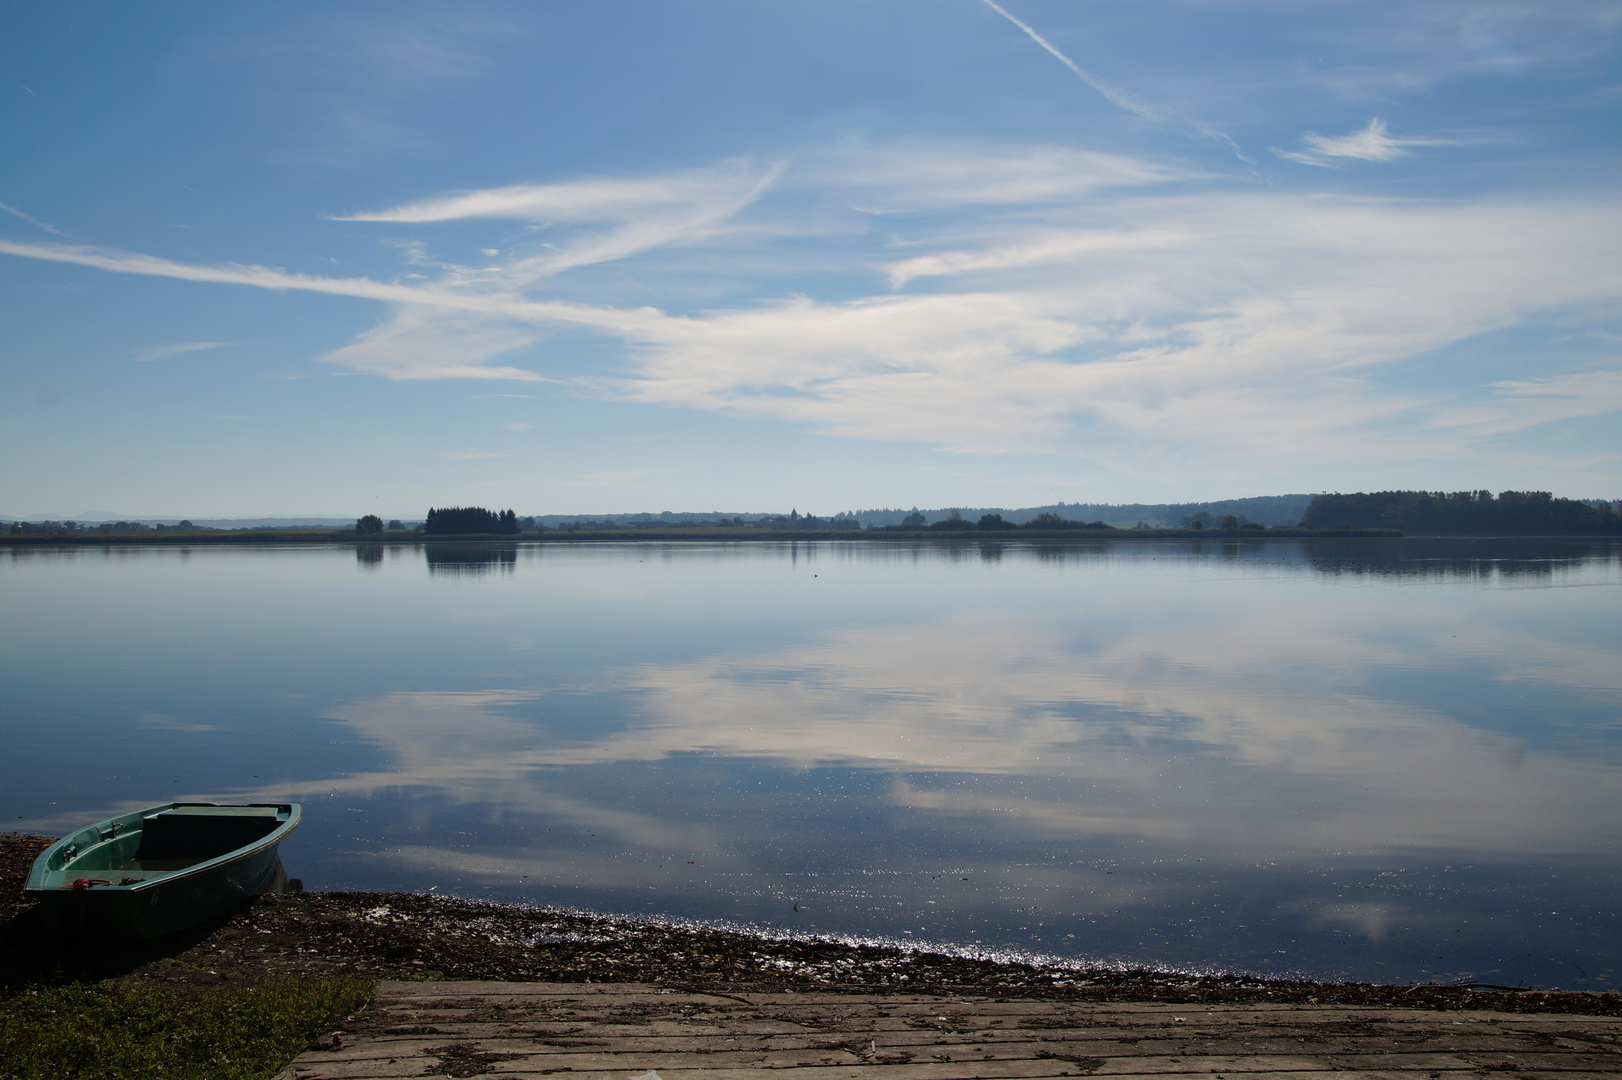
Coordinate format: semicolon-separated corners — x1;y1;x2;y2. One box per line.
4;537;1620;988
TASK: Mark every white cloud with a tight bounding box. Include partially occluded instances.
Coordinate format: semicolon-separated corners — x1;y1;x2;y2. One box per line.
133;341;232;363
3;141;1620;480
804;141;1185;210
337;159;778;224
315;306;547;381
1290;4;1622;101
1273;118;1455;166
1492;366;1622;402
603;189;1622;467
338;159;784;280
883;226;1189;288
1420;366;1622;438
0;238;652;333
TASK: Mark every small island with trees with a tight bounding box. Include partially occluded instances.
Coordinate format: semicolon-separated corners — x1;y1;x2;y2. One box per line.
423;507;521;535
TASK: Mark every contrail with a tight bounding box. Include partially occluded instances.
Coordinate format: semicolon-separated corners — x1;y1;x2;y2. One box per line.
979;0;1249;161
979;0;1161;120
0;201;67;236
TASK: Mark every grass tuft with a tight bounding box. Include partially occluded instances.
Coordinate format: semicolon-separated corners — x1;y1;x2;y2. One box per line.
0;977;372;1080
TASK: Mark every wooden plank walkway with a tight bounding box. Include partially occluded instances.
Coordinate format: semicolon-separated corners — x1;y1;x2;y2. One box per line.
279;981;1622;1080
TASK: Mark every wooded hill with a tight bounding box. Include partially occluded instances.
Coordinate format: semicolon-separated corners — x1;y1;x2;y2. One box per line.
1304;491;1622;535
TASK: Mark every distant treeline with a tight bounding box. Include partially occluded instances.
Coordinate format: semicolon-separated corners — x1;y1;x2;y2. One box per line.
850;495;1317;529
1304;491;1622;535
423;507;521;535
875;511;1116;532
14;490;1620;540
529;495;1318;530
552;510;861;532
8;519;207;535
7;518;424;535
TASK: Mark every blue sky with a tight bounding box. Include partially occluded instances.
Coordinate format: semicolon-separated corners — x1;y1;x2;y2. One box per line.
2;1;1619;518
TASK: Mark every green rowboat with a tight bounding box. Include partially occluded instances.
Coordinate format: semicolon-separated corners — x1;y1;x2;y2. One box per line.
26;802;301;939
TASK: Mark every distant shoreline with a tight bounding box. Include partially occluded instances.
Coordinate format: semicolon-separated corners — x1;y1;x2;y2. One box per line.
1;527;1411;546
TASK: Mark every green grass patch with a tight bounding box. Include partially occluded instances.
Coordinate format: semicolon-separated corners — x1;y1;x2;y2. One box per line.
0;977;372;1080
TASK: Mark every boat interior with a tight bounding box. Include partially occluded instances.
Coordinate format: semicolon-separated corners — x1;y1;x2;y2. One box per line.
37;804;288;886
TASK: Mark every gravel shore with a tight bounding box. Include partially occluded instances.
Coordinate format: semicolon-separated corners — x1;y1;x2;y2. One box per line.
4;833;1615;1015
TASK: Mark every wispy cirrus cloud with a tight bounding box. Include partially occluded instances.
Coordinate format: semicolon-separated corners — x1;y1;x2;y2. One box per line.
1421;366;1622;439
1273;118;1456;166
1302;3;1622;100
0;236;658;338
225;7;524;165
603;185;1622;469
133;340;231;363
1493;367;1622;402
2;159;784;383
883;226;1189;288
3;141;1621;485
337;160;777;225
803;141;1185;209
337;159;784;280
314;307;547;381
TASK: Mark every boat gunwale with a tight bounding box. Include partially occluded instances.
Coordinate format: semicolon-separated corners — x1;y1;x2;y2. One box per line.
24;801;302;894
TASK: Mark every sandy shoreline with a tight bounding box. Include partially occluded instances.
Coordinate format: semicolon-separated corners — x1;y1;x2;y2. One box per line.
3;834;1615;1015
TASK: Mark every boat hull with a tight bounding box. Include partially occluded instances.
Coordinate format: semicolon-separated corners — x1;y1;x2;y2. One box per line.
26;802;300;939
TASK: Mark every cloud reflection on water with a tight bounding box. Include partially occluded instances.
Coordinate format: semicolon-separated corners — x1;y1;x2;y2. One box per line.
311;604;1622;861
9;540;1617;983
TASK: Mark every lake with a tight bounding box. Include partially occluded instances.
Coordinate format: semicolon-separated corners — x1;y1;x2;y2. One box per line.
3;536;1619;989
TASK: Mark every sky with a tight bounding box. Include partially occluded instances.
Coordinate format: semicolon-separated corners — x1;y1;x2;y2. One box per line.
2;1;1620;518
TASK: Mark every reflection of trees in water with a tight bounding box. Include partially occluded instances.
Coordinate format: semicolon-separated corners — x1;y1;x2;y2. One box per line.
1306;537;1622;582
750;536;1620;581
956;536;1616;580
355;545;384;570
1025;541;1113;565
424;543;518;577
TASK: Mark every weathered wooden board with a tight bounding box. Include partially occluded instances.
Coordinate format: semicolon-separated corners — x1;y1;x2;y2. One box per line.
277;981;1622;1080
